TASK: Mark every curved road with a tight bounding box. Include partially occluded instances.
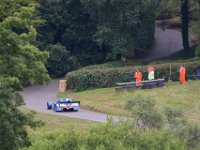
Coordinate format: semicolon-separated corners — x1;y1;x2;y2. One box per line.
22;79;119;122
22;27;196;122
144;27;195;60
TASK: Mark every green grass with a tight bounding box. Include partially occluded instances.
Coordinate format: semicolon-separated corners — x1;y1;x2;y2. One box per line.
191;21;200;41
21;108;98;144
60;80;200;122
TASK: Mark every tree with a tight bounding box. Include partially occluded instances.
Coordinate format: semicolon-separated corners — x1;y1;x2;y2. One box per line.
0;78;43;150
191;0;200;43
84;0;157;59
156;0;180;20
46;43;75;77
0;0;50;149
195;46;200;58
37;0;109;66
0;0;50;85
181;0;190;51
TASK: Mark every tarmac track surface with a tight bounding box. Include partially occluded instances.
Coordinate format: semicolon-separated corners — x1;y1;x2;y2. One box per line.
22;79;119;122
22;27;196;122
144;27;195;60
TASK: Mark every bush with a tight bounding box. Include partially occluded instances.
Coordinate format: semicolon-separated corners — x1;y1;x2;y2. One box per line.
164;107;186;129
46;43;76;78
26;119;186;150
125;95;163;129
177;124;200;150
191;21;200;41
195;46;200;59
65;61;200;91
125;95;155;111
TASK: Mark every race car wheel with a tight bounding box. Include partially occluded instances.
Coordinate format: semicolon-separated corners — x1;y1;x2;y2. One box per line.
47;106;52;110
47;102;52;110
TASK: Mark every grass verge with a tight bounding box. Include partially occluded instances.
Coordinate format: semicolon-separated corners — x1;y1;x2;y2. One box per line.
21;108;99;144
60;80;200;123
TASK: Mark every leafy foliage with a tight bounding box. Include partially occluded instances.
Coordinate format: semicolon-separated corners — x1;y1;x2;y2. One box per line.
0;81;43;150
0;0;49;149
195;46;200;58
0;0;50;85
0;77;23;91
46;43;75;77
0;88;29;150
164;107;185;129
178;124;200;150
37;0;109;66
156;0;180;20
23;96;200;150
24;119;186;150
37;0;159;72
84;0;157;58
125;95;163;129
192;21;200;41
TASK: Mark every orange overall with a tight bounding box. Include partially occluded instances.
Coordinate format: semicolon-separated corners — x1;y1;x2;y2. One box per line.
134;71;142;86
179;66;186;84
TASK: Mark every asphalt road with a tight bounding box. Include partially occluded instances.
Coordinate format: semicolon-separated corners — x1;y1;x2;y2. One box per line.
22;27;196;122
144;27;195;60
22;79;119;122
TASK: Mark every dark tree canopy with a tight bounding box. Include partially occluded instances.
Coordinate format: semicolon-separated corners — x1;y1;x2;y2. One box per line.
37;0;157;73
37;0;110;67
84;0;157;58
46;43;75;77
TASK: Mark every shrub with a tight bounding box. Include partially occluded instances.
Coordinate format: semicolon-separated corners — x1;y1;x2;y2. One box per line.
125;95;163;129
84;120;185;150
164;107;186;129
191;21;200;41
26;119;186;150
125;95;155;110
46;43;76;78
195;45;200;59
65;61;200;91
177;124;200;150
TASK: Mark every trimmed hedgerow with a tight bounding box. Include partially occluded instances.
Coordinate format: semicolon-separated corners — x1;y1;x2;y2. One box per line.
195;45;200;59
65;61;200;92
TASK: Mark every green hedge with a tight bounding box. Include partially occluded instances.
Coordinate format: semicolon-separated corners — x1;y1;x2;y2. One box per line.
65;61;200;92
195;46;200;58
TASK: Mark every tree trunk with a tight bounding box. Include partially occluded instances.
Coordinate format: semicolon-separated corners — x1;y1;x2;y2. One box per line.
181;0;190;51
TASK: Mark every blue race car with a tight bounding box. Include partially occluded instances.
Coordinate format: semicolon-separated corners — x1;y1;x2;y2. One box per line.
47;97;80;112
